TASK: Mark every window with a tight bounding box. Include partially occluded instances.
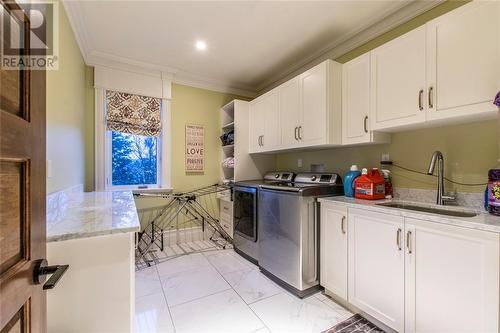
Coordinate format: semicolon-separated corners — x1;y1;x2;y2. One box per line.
110;131;159;187
103;90;165;190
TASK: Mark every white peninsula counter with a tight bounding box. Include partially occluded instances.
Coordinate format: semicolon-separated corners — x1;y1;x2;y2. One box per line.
46;189;140;333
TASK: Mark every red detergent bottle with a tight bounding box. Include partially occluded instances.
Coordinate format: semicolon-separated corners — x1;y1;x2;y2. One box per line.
354;168;386;200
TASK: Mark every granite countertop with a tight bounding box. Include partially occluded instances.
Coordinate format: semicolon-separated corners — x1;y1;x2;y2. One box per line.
318;196;500;234
47;190;140;242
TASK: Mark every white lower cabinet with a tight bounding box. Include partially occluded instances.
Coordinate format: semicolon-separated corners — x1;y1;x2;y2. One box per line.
404;217;499;333
320;203;500;332
219;199;233;237
348;208;405;332
320;202;348;300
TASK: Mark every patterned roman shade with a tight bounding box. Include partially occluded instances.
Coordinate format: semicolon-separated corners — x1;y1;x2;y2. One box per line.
106;90;162;137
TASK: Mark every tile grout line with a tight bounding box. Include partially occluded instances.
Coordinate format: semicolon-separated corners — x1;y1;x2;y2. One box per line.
167;287;233;309
247;288;284;306
205;250;274;333
155;264;178;333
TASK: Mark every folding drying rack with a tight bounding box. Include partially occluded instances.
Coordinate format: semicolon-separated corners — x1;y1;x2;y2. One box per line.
134;184;232;270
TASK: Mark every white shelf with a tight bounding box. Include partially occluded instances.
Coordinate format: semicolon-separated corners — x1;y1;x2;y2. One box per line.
222;122;234;131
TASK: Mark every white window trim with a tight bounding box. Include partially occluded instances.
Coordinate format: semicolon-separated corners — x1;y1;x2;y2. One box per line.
94;66;172;192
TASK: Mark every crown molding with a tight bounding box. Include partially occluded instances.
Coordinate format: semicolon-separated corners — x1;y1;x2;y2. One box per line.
62;0;91;61
63;0;443;99
256;0;444;94
86;50;258;97
62;0;257;98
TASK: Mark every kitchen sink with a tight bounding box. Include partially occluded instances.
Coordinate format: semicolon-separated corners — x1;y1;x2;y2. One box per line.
376;202;478;218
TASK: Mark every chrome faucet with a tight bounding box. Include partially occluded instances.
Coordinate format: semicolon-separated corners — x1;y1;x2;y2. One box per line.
427;151;455;205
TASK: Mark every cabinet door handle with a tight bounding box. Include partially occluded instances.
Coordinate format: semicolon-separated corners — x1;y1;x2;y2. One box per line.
294;127;298;140
298;126;302;140
428;86;433;108
418;89;424;111
258;136;261;146
261;135;264;146
363;116;369;133
396;228;402;251
341;216;346;234
406;231;412;254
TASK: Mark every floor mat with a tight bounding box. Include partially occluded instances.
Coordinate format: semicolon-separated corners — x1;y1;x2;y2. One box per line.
322;313;386;333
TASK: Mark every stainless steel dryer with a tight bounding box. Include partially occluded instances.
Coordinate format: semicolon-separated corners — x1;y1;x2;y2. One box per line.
232;172;294;264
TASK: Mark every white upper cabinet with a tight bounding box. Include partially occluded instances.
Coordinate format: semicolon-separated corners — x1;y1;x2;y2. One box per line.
342;53;390;145
279;77;301;147
426;1;500;121
370;26;427;131
252;60;341;153
249;90;280;153
370;1;499;131
299;61;330;147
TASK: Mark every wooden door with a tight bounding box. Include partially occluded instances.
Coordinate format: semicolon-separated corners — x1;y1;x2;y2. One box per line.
0;1;47;332
279;77;300;149
426;1;500;121
370;26;427;131
320;202;347;300
342;54;371;144
299;61;327;146
404;218;499;333
348;208;404;332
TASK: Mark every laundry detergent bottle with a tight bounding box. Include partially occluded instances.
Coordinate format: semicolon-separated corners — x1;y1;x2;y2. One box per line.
354;168;386;200
344;165;361;197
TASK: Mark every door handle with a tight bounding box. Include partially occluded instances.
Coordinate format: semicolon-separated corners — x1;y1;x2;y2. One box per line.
396;228;402;251
418;89;424;111
261;135;264;146
406;231;412;254
33;259;69;290
298;126;302;140
341;216;346;234
428;86;433;108
294;127;298;140
363;116;368;133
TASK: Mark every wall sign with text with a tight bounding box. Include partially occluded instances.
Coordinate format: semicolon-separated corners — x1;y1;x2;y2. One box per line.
185;124;204;173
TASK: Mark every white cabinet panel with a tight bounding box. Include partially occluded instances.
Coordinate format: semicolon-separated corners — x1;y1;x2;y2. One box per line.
249;98;264;153
404;218;499;333
262;90;280;150
342;53;371;144
320;203;348;300
279;77;301;148
348;208;404;332
250;60;341;153
342;54;390;145
426;1;500;121
371;26;427;130
300;62;328;146
249;91;279;153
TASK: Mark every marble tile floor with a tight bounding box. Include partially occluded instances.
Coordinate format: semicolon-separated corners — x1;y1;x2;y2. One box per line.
135;249;352;333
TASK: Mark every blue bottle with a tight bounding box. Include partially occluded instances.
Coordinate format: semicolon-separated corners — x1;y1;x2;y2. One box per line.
344;165;361;197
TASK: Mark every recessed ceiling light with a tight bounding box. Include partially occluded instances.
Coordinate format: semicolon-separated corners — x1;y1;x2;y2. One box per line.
195;40;207;51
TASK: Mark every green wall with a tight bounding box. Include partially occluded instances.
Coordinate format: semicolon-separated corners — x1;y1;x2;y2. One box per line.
170;84;246;192
276;0;498;193
46;2;87;194
277;120;498;193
